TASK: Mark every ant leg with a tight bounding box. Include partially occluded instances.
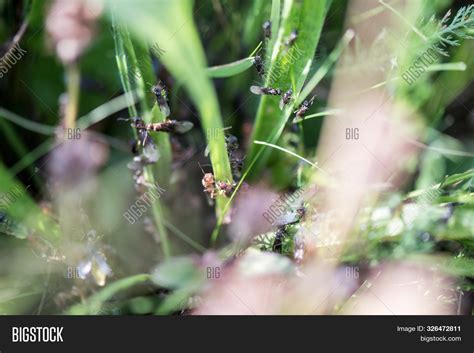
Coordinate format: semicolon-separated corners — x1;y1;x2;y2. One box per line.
142;130;149;147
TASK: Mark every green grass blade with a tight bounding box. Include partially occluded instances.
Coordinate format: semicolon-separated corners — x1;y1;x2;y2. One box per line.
164;220;206;253
112;13;171;257
245;0;329;179
0;120;42;189
76;93;137;129
206;57;255;78
441;170;474;187
119;25;172;187
425;62;467;72
154;287;195;315
0;120;29;160
0;107;56;135
0;166;59;243
292;108;342;123
120;27;152;122
113;18;138;118
379;0;428;41
267;0;281;62
9;139;55;176
242;0;269;47
106;0;233;219
8;93;134;179
210;119;289;244
254;140;320;169
297;29;354;105
150;105;172;187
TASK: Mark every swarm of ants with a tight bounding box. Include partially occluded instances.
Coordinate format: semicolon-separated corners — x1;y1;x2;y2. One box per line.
114;20;315;259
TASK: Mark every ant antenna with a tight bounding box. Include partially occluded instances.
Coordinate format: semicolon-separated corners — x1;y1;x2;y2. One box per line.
198;162;212;175
197;162;205;175
118;116;142;125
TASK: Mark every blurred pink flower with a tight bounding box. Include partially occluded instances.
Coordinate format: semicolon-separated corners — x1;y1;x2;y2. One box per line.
46;0;103;64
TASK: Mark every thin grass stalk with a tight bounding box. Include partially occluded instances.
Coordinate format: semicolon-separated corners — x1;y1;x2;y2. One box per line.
63;63;80;130
112;15;171;258
120;26;172;188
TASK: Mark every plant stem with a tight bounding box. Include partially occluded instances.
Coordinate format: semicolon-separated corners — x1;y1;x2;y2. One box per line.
120;28;172;189
379;0;428;41
112;14;171;257
64;63;80;130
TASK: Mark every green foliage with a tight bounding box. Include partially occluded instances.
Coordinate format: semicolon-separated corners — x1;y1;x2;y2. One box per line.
105;0;233;218
206;57;255;78
112;16;171;257
431;5;474;55
67;274;151;315
245;0;329;179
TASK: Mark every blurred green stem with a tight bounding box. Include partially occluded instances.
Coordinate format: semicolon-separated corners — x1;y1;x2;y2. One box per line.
64;63;80;130
67;274;152;314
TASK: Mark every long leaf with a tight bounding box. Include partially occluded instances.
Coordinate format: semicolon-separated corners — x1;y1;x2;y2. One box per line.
0;165;59;243
120;25;172;188
206;57;255;78
297;29;354;105
0;107;56;135
245;0;329;179
112;14;171;257
106;0;233;219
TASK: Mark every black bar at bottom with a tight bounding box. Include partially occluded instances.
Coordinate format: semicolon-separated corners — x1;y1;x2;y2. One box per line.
0;316;472;353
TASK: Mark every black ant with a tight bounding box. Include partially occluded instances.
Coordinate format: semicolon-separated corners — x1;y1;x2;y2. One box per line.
279;89;293;109
294;95;316;120
230;156;244;180
199;163;236;200
271;206;306;253
225;134;245;181
263;20;271;39
272;227;287;253
285;29;298;47
127;156;155;192
225;134;239;154
253;55;265;78
250;86;281;96
120;116;193;148
151;83;170;118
